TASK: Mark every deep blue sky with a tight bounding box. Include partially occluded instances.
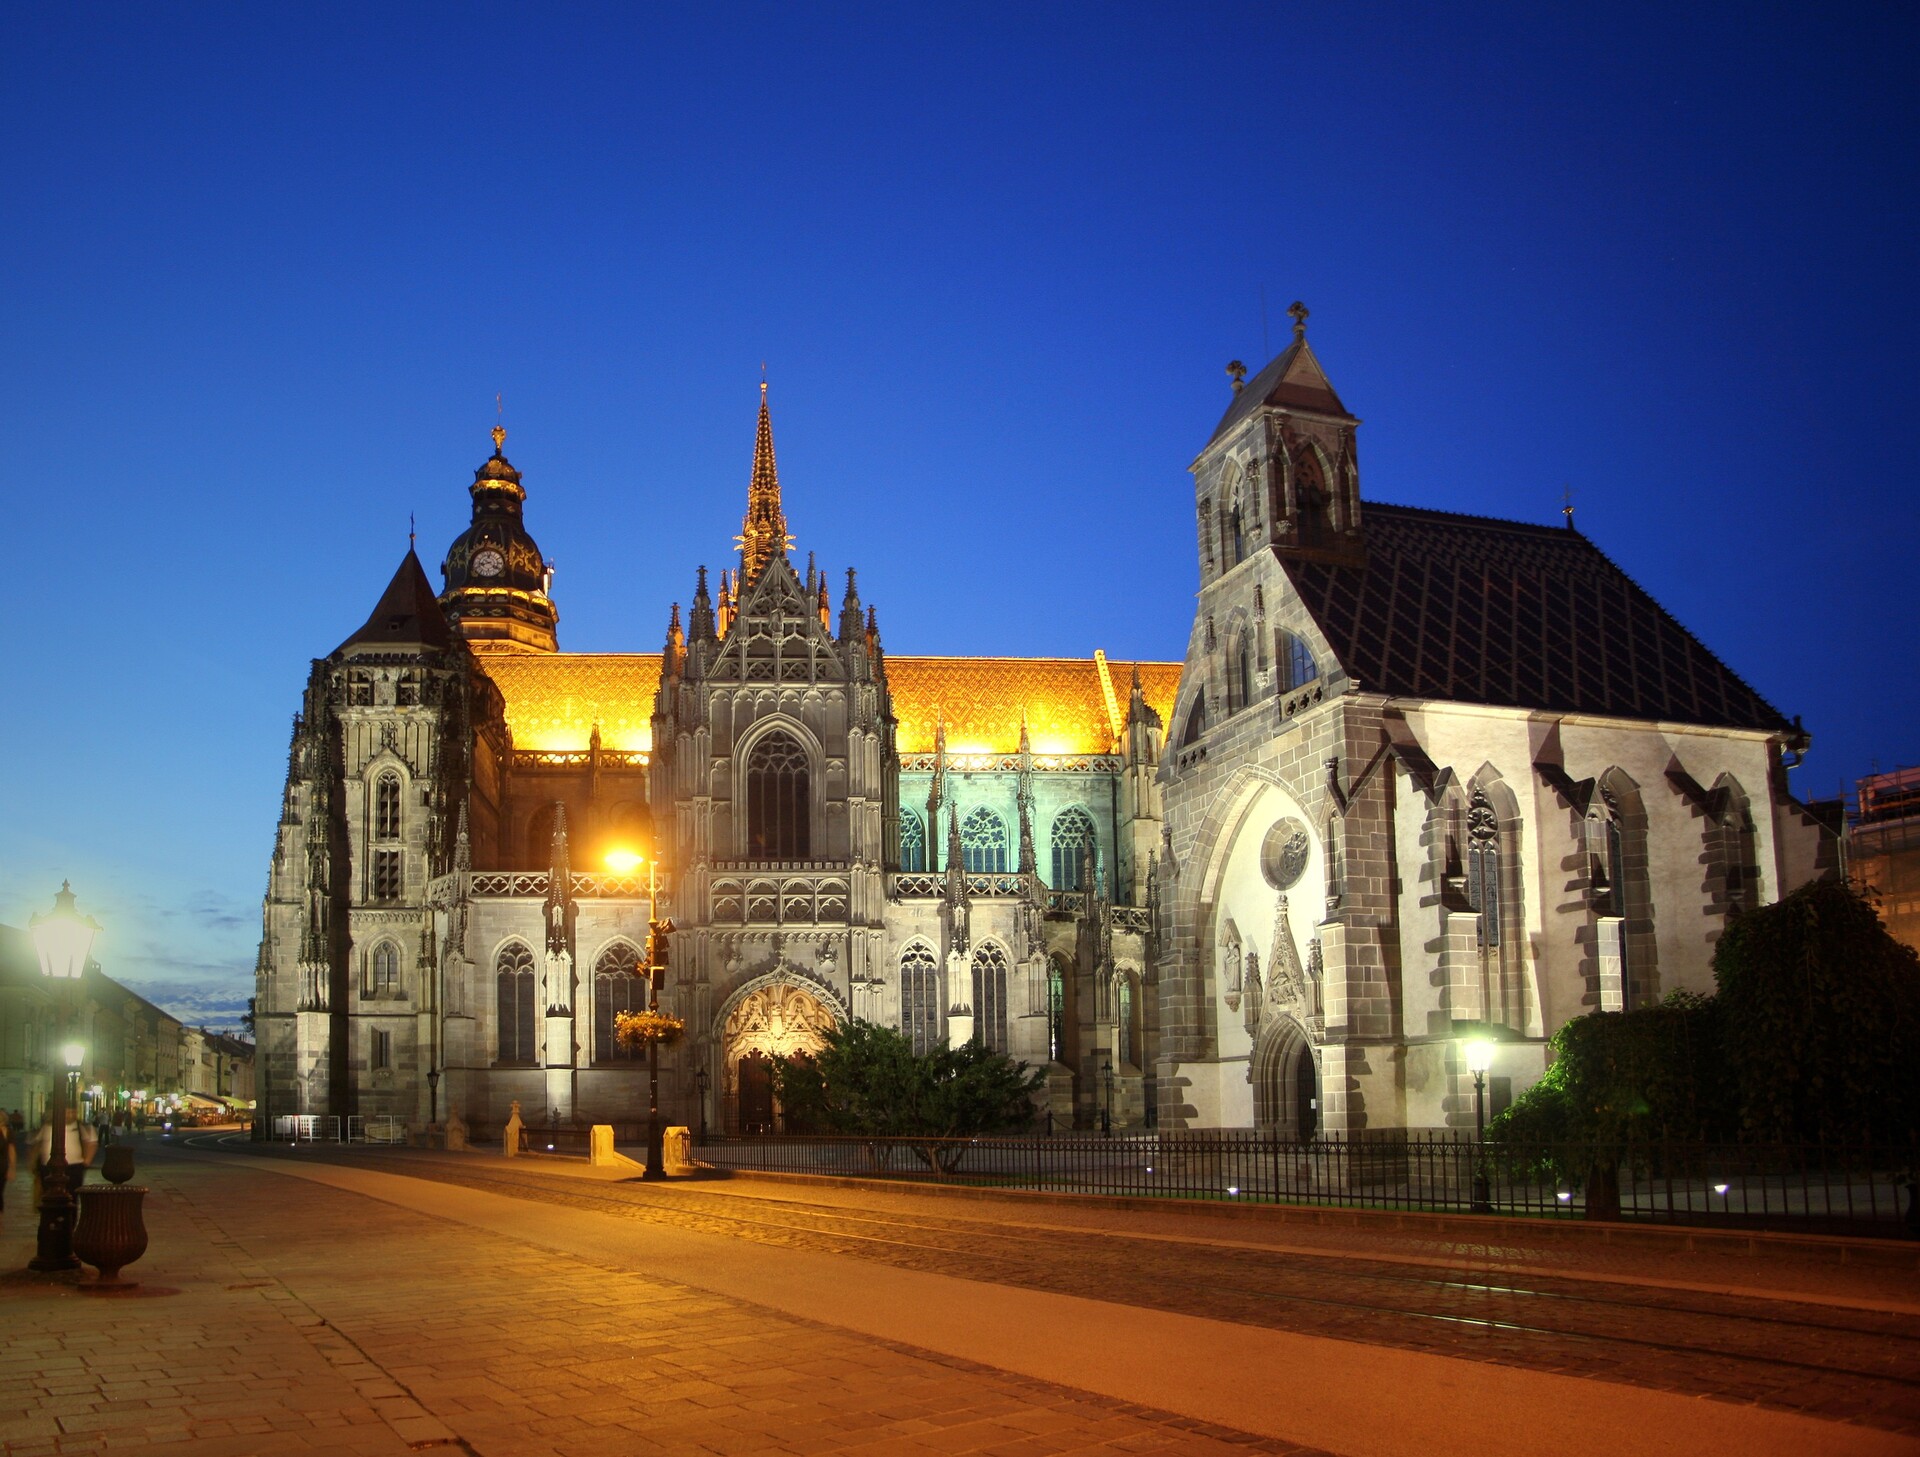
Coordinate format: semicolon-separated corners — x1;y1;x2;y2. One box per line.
3;5;1914;1025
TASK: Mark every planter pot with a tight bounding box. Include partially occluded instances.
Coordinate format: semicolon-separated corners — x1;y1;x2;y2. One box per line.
73;1185;149;1284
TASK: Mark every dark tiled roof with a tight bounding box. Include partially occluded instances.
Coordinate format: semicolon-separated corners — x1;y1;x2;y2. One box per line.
337;549;453;653
1286;504;1791;732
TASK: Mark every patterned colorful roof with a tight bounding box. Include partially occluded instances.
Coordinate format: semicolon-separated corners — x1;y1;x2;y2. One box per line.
1287;504;1792;732
887;656;1181;755
478;651;1182;755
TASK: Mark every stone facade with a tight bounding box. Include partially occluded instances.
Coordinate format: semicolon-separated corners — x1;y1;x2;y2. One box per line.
1154;308;1836;1135
256;319;1837;1142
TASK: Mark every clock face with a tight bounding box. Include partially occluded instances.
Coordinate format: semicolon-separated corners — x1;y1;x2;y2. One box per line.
471;548;505;579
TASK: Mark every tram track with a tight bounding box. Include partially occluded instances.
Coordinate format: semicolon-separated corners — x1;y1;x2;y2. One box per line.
184;1136;1920;1419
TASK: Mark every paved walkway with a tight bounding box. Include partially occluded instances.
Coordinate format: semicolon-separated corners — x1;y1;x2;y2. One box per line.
2;1145;1916;1457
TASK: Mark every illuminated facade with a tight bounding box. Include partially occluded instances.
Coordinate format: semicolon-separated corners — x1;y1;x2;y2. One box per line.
1155;306;1836;1135
256;312;1838;1142
256;384;1175;1136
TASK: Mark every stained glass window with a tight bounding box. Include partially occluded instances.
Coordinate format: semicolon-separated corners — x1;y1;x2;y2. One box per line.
900;942;941;1055
495;943;537;1065
593;941;645;1063
899;809;927;873
971;943;1011;1052
747;732;810;860
961;807;1009;874
1050;807;1097;890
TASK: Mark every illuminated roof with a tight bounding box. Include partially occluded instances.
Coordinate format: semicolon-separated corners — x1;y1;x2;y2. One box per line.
478;651;1181;756
479;654;663;753
886;656;1181;755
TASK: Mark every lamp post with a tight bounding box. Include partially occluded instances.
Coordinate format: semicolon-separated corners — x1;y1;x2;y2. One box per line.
694;1063;710;1145
1464;1038;1494;1214
426;1068;440;1125
28;882;100;1272
609;849;673;1182
1100;1056;1114;1136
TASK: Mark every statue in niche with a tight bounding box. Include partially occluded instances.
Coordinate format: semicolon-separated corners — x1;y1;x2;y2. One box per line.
1242;950;1263;1034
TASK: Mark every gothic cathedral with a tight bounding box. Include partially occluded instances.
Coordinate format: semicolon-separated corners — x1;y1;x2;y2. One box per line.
256;313;1834;1140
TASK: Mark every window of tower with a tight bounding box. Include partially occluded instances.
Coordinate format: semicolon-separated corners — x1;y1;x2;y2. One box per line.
960;807;1009;875
745;732;811;860
370;941;400;998
372;849;402;902
1278;632;1318;693
1049;807;1097;890
374;773;402;841
898;809;927;873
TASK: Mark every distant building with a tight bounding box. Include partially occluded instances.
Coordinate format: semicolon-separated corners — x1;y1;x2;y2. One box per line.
0;923;243;1123
1849;766;1920;955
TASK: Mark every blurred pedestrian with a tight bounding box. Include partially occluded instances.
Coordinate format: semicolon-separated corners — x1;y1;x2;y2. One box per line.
34;1104;97;1200
0;1114;15;1215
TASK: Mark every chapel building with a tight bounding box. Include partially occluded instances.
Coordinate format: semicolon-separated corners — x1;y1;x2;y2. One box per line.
255;314;1836;1140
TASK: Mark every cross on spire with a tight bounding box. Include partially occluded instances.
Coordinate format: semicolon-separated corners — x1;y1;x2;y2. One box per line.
1288;300;1309;339
1562;485;1576;530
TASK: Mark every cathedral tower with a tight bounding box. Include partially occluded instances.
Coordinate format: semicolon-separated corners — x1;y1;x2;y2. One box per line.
257;547;508;1126
439;425;560;653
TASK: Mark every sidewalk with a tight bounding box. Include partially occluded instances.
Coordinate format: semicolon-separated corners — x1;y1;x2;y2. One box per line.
0;1154;1327;1457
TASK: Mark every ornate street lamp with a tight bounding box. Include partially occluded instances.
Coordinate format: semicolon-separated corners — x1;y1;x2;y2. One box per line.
1464;1037;1494;1214
1100;1056;1114;1136
28;882;100;1272
607;849;677;1181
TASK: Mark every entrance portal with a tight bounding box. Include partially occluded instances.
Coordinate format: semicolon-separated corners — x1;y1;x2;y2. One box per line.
1253;1017;1318;1139
721;977;838;1135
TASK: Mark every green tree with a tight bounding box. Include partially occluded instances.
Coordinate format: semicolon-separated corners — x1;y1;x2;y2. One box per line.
1714;879;1920;1145
772;1019;1046;1164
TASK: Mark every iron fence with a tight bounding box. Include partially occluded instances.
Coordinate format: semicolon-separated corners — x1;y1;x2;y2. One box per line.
690;1130;1920;1235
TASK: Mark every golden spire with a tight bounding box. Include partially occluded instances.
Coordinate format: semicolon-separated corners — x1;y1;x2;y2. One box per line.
491;423;507;453
735;377;792;585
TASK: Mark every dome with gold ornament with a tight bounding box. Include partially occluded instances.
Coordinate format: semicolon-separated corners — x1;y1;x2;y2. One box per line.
438;424;560;653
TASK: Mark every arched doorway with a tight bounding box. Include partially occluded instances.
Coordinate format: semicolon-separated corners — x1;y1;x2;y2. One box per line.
737;1051;776;1134
1253;1018;1318;1141
720;979;838;1133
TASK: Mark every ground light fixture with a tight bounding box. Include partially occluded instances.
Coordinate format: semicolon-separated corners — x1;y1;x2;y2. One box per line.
1463;1037;1495;1214
28;882;100;1273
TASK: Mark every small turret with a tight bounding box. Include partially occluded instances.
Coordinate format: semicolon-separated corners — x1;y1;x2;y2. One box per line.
689;566;716;643
838;568;864;644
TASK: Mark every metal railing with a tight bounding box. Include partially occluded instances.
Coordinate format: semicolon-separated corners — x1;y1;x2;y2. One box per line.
272;1114;342;1143
691;1131;1920;1235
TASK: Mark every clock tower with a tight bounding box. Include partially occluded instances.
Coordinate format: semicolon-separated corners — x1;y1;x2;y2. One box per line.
438;425;560;653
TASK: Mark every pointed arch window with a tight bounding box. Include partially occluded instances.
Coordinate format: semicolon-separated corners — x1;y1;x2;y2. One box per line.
960;807;1009;875
1049;807;1097;890
900;942;941;1055
1278;632;1318;693
1228;500;1246;566
495;943;537;1065
1465;791;1502;949
593;941;645;1063
1180;692;1208;747
746;732;810;860
1116;973;1137;1068
1229;634;1254;712
1601;790;1628;918
374;772;402;841
898;809;927;874
971;943;1011;1052
1047;954;1069;1063
370;941;400;998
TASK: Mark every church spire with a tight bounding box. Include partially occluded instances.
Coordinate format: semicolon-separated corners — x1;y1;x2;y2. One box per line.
736;379;792;586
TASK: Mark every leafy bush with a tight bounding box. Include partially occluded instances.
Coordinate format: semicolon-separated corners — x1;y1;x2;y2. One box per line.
1714;879;1920;1145
771;1019;1046;1151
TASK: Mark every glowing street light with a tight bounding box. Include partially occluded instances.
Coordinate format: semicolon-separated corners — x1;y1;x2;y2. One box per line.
27;883;100;1273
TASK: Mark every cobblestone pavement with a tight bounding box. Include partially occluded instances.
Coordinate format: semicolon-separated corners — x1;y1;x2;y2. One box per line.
1;1150;1331;1457
232;1141;1920;1438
